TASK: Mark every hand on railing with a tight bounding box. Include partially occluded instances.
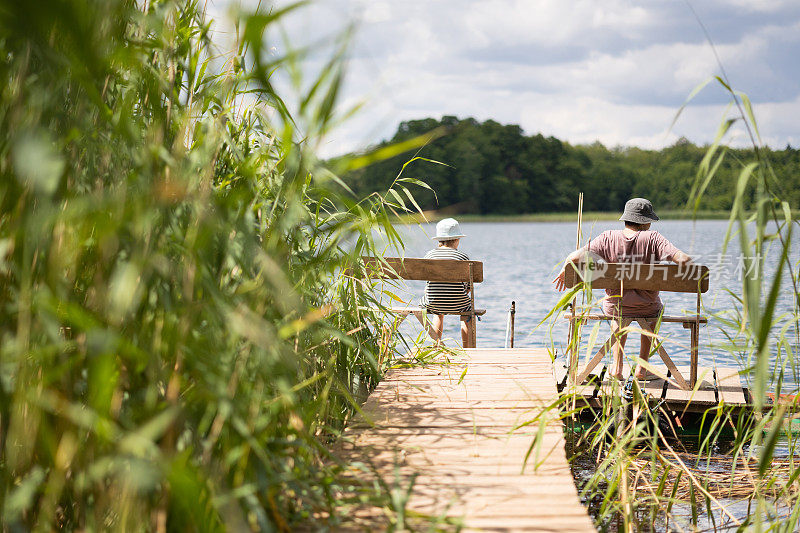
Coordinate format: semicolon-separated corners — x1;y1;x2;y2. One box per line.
553;267;567;292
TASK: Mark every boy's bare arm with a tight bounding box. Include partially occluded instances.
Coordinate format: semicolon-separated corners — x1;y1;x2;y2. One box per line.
553;245;590;291
563;247;588;265
673;250;691;264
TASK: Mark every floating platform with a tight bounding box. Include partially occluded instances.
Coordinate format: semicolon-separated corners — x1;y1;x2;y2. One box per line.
553;362;751;414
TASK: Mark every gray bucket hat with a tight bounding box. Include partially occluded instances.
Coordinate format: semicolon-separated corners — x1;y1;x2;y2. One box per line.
433;218;466;240
619;198;659;224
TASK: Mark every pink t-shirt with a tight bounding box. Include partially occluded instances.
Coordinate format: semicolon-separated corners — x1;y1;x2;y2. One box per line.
586;230;681;317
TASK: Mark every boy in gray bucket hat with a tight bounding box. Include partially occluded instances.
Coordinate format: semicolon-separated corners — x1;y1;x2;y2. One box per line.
420;218;475;347
619;197;660;224
553;198;692;381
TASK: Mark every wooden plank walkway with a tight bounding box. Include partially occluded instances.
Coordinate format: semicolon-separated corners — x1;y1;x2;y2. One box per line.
336;348;595;532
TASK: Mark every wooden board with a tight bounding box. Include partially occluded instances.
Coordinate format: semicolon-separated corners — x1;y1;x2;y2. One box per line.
716;366;747;405
360;256;484;282
564;314;707;324
564;262;709;293
369;381;556;398
641;365;717;405
347;409;546;429
335;348;595;531
568;364;750;413
553;363;569;390
564;363;609;399
391;305;487;316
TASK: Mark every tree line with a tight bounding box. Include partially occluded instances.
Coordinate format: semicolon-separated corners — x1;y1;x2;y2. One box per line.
346;116;800;214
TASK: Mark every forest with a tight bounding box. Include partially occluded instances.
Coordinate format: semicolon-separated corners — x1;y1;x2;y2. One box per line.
347;115;800;214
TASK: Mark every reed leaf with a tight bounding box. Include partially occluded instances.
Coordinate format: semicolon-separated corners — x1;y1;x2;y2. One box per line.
0;0;429;528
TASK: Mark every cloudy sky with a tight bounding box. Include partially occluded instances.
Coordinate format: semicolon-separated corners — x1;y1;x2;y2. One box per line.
213;1;800;156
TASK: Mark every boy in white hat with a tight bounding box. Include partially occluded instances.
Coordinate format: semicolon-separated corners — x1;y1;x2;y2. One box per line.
421;218;474;347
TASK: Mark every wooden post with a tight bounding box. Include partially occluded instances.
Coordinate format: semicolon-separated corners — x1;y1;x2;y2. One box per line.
617;278;624;378
568;311;580;385
691;289;701;388
568;192;584;385
690;324;699;388
468;262;477;348
570;193;583;415
510;301;515;348
576;193;583;250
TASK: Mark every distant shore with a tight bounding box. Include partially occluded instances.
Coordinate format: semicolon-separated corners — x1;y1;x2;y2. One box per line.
397;210;748;224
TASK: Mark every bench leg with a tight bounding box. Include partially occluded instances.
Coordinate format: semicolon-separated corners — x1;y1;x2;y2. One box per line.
690;323;699;388
469;314;477;348
568;318;579;385
459;314;476;348
576;318;630;384
636;319;689;390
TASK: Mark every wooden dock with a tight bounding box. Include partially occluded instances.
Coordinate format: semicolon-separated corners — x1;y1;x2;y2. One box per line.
336;348;596;531
553;362;749;413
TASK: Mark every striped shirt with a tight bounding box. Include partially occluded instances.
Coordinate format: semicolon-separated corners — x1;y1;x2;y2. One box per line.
421;247;472;314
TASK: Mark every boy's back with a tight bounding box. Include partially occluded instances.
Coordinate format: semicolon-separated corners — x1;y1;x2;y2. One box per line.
588;228;681;317
421;247;471;314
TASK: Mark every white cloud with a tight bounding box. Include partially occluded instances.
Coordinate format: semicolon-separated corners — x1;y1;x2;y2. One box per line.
747;94;800;147
210;0;800;156
522;34;769;103
460;0;656;47
718;0;798;13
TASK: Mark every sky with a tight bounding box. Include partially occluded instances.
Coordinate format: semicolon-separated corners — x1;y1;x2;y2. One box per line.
210;0;800;157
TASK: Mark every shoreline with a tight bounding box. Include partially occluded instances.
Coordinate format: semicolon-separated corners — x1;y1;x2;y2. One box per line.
397;210;742;224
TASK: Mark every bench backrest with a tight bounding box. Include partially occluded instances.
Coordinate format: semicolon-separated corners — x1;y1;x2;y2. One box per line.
564;262;709;293
361;257;484;283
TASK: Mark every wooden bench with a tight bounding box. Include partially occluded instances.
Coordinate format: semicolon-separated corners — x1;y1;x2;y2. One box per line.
563;262;709;390
361;257;485;348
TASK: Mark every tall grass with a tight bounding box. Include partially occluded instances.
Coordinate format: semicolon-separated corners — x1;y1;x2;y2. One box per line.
0;0;428;529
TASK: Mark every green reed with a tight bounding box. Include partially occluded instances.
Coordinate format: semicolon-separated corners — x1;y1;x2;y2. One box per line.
0;0;434;530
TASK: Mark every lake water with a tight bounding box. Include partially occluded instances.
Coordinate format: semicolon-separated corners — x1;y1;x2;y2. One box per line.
390;219;799;389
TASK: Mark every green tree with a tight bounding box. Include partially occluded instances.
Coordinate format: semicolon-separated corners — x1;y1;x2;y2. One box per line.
347;116;796;215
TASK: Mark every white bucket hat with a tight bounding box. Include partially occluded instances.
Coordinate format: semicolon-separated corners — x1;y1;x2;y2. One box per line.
433;218;466;241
